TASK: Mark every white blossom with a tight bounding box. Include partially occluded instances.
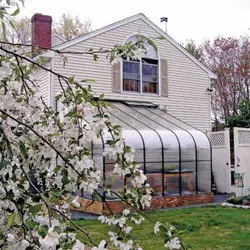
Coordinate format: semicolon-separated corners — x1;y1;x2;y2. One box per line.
73;239;85;250
18;240;30;250
108;232;120;247
140;194;152;209
35;216;60;230
131;216;145;225
39;230;60;250
6;233;16;244
122;209;130;216
115;216;126;228
72;196;80;208
131;170;147;188
98;215;107;223
164;237;181;250
92;240;107;250
124;150;135;162
120;239;134;250
154;222;161;234
122;226;132;234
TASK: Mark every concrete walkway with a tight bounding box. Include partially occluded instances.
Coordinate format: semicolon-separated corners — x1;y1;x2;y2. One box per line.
213;194;231;204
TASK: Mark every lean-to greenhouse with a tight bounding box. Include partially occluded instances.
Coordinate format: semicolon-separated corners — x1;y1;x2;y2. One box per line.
85;100;212;203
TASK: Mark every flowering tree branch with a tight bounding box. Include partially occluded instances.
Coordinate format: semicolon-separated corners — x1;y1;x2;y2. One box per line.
0;7;183;249
0;108;82;176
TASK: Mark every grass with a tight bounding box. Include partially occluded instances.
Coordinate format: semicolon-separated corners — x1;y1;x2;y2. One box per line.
74;206;250;249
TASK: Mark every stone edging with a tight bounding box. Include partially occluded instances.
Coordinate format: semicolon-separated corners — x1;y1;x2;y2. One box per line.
221;202;250;209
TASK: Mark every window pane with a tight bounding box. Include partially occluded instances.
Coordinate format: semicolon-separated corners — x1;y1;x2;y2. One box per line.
142;75;157;82
142;62;158;93
142;64;157;83
144;44;157;59
123;61;140;92
123;73;140;81
123;61;139;74
142;64;157;77
142;81;157;93
123;79;139;91
146;162;161;174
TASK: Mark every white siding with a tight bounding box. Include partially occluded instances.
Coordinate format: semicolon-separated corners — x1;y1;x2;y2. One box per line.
53;18;211;131
32;63;50;105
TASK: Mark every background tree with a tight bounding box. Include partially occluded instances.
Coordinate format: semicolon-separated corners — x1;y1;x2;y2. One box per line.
182;39;203;61
202;36;250;126
1;13;91;43
53;13;91;41
226;100;250;128
182;37;250;130
6;16;31;43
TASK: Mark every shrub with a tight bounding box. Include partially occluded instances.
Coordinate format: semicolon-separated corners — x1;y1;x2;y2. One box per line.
227;196;243;205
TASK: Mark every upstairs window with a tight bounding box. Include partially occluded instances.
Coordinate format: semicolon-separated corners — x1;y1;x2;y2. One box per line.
123;35;158;94
111;35;168;97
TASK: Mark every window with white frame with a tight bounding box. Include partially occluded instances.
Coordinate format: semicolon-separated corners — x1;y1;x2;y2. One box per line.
122;35;158;94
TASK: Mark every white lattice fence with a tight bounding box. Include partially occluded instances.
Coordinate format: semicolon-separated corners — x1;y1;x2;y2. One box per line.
209;132;226;148
208;129;231;193
238;129;250;145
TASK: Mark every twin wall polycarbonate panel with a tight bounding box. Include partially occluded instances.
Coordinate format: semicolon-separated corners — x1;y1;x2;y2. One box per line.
129;105;196;162
112;103;181;170
112;102;181;149
148;108;211;161
146;107;211;193
197;161;211;192
109;114;144;163
110;108;163;196
111;105;165;166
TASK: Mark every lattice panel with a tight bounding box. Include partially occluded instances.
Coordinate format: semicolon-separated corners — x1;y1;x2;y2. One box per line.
209;132;226;147
238;130;250;145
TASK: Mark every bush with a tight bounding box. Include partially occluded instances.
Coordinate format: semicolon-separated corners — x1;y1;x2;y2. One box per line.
227;196;243;205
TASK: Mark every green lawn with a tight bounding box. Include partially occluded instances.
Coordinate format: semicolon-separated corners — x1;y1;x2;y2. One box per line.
74;206;250;249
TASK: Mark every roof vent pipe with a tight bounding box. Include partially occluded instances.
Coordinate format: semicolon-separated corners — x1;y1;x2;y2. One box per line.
160;17;168;33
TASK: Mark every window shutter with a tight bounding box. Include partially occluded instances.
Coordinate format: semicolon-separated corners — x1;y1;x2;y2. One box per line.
112;62;121;93
160;59;168;97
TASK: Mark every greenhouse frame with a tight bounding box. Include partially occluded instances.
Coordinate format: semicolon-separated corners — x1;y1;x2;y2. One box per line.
91;100;212;198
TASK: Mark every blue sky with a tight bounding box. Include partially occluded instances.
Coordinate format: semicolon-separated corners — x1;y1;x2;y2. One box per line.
20;0;250;44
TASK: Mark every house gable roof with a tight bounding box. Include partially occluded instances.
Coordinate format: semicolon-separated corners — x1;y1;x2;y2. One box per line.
52;34;66;47
53;13;217;79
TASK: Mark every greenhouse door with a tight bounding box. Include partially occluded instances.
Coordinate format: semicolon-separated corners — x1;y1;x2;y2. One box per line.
208;129;231;193
234;127;250;196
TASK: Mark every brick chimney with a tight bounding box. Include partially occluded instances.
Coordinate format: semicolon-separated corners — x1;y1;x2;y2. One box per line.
31;13;52;54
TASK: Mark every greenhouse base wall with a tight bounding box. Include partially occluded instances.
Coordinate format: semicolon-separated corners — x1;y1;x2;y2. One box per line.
75;193;214;215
